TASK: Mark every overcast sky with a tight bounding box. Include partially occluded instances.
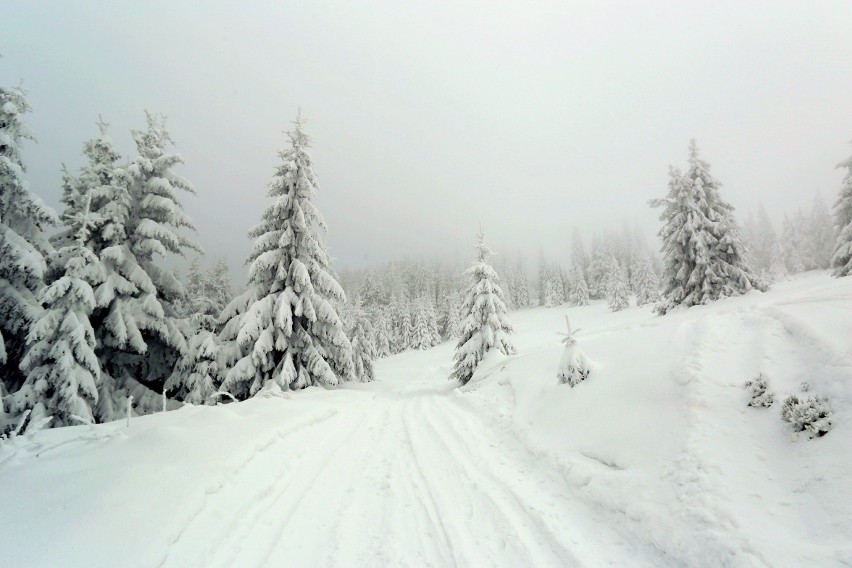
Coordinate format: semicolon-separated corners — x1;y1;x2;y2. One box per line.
5;1;852;278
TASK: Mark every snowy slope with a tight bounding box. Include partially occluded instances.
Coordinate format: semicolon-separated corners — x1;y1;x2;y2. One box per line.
1;272;850;567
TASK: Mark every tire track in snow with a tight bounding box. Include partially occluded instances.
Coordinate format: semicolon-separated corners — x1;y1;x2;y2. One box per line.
431;392;679;567
398;398;461;567
420;395;586;566
404;395;570;566
221;403;375;567
158;404;359;568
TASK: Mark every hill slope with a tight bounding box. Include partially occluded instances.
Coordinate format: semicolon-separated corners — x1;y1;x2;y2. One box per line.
1;272;850;567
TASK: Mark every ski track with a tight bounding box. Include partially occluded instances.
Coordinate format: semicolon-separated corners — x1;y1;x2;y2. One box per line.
151;381;677;567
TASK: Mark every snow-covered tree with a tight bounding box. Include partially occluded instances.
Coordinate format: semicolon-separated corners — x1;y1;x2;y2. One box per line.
220;116;354;397
544;265;565;307
14;188;103;429
768;243;788;282
557;316;591;387
443;292;462;339
809;192;835;270
372;309;392;358
209;258;233;319
743;203;778;280
0;85;56;391
632;254;661;306
166;326;220;405
349;307;375;383
166;257;229;404
586;247;610;299
450;228;514;386
182;257;218;322
508;259;532;309
537;251;549;306
571;229;589;276
651;141;763;314
77;113;200;418
605;259;630;312
386;296;411;353
781;214;806;274
360;269;386;307
411;298;440;350
831;146;852;277
567;263;589;306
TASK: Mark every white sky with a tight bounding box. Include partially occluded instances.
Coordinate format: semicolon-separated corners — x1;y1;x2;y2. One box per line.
5;0;852;276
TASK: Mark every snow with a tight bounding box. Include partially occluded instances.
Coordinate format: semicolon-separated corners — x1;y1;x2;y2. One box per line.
1;271;850;566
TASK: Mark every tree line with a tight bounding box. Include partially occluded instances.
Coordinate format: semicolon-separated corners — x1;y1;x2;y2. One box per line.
2;80;851;434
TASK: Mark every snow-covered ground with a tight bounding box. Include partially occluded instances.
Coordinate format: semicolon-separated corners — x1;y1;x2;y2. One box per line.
1;271;850;567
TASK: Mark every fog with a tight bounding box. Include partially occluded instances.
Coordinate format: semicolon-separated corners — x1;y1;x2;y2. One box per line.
5;0;852;278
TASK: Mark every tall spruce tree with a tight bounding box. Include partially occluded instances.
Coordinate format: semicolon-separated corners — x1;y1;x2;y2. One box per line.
450;228;514;386
0;85;56;393
651;141;763;314
220;116;354;396
14;188;103;429
831;146;852;277
94;113;199;416
69;120;151;421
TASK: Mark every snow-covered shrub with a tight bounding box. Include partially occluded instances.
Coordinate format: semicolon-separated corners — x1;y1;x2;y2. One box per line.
744;374;774;407
557;316;592;387
780;393;833;438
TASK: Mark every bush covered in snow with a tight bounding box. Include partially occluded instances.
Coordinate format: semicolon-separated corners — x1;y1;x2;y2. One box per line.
780;392;833;438
744;374;774;407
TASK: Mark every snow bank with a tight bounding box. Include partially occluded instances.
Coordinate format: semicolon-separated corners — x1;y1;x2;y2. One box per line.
462;271;852;567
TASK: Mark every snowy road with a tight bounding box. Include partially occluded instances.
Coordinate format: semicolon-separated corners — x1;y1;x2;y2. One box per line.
158;378;663;567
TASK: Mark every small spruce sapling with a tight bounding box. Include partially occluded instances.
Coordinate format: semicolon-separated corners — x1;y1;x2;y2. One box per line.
744;373;774;407
556;316;592;387
780;384;833;438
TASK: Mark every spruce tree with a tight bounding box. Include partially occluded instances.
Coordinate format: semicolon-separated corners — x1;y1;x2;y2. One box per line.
632;254;661;306
0;85;56;391
605;260;630;312
510;259;531;308
831;146;852;277
568;263;590;306
168;329;219;405
166;258;224;405
93;112;200;415
651;141;763;314
349;305;375;383
411;298;439;350
359;269;386;306
209;258;233;321
586;248;610;299
70;121;151;420
397;300;413;352
14;188;104;428
443;292;461;339
220;116;354;396
450;228;514;386
372;309;392;358
781;214;806;274
544;267;565;307
809;193;835;270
